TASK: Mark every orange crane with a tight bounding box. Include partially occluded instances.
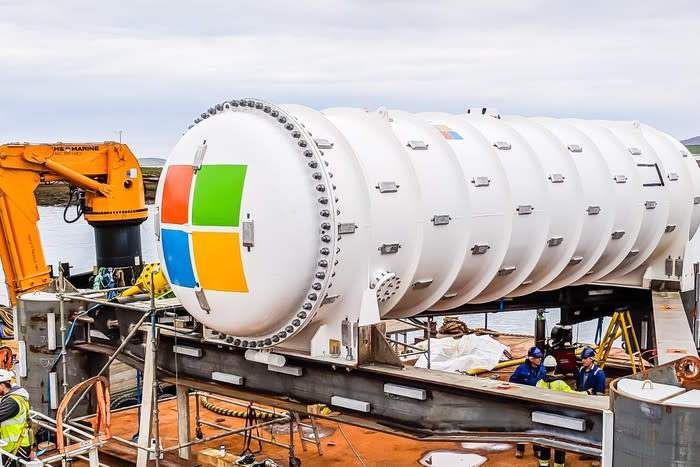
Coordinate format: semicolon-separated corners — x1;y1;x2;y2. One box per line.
0;142;148;305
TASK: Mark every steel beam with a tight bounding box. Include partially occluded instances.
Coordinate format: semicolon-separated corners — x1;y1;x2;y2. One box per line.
77;330;609;456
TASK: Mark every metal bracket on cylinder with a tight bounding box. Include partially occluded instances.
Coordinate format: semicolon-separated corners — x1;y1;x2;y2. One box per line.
471;244;490;255
471;176;491;187
587;206;600;215
611;231;625;240
154;210;161;240
242;218;254;250
321;294;340;306
675;257;684;278
431;215;451;226
668;172;679;182
338;223;357;235
192;142;207;172
314;139;334;150
493;141;511;150
412;279;433;289
379;243;401;255
666;256;674;276
358;323;403;368
376;181;399;193
628;147;642;156
548;173;565;183
498;266;516;276
407;140;429;150
645;201;657;210
547;236;563;247
195;289;211;314
517;205;533;215
567;144;582;153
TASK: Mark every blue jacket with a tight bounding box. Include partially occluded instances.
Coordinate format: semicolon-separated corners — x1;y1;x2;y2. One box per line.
576;364;606;395
509;362;545;386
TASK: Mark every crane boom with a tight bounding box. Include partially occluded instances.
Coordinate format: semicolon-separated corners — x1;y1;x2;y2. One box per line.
0;142;148;305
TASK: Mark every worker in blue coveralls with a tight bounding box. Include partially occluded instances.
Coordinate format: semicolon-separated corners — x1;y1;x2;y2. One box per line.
510;346;546;459
576;346;606;395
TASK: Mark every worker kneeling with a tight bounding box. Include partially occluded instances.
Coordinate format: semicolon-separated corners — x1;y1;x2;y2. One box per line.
0;370;30;466
535;356;581;467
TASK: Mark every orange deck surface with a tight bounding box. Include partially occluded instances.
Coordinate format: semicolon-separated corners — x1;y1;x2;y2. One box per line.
97;395;599;466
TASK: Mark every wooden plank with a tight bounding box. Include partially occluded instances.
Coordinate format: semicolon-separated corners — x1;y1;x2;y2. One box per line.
197;447;240;467
110;361;138;395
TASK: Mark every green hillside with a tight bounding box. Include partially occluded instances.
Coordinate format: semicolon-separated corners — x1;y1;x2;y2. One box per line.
687;145;700;155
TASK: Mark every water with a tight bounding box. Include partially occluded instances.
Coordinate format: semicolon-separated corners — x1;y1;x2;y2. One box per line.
4;205;696;342
419;450;487;467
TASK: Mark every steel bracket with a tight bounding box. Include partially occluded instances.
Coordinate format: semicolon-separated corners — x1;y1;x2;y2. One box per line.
358;324;403;368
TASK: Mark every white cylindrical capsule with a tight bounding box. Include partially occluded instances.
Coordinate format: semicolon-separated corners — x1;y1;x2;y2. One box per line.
155;99;700;354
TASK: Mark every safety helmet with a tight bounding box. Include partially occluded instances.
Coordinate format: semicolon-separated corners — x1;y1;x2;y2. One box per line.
581;347;596;359
528;347;543;359
543;355;557;369
0;369;14;384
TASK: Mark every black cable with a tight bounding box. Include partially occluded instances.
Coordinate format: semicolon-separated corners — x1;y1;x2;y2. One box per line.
240;405;263;456
63;189;84;224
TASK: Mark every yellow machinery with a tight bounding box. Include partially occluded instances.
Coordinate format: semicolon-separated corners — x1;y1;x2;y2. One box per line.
120;262;170;298
596;308;646;374
0;143;148;305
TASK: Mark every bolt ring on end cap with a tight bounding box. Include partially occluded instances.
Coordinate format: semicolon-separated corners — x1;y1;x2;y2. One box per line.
187;98;339;348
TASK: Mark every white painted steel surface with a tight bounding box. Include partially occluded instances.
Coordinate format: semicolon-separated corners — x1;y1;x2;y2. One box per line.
156;99;700;356
664;389;700;407
652;291;699;364
615;379;685;401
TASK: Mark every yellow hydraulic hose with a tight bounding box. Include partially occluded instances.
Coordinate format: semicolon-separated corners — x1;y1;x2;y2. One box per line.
465;358;526;376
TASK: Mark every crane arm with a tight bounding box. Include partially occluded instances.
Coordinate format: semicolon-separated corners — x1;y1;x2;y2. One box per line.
0;142;148;305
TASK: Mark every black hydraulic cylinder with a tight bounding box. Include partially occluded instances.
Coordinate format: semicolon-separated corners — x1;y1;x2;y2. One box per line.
535;308;546;352
92;221;144;285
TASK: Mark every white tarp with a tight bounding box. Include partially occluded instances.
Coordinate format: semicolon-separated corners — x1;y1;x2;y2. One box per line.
413;334;508;372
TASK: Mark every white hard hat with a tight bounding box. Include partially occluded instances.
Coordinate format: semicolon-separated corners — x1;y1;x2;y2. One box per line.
543;355;557;368
0;369;14;384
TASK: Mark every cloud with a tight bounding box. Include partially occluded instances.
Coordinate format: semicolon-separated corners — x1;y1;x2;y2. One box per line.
0;0;698;156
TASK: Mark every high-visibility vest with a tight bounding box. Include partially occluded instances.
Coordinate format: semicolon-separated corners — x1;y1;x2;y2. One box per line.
0;393;30;455
536;377;578;394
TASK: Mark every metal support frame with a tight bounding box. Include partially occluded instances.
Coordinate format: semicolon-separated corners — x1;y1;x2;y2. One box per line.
184;392;293;452
39;286;629;461
136;323;159;467
57;266;69;399
390;318;432;368
72;320;610;457
358;323;403;367
30;410;106;466
55;290;300;464
176;385;191;460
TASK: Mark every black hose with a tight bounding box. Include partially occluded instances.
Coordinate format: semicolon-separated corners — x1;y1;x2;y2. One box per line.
63;189;84;223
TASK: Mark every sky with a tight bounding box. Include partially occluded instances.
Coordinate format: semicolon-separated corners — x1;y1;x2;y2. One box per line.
0;0;698;157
